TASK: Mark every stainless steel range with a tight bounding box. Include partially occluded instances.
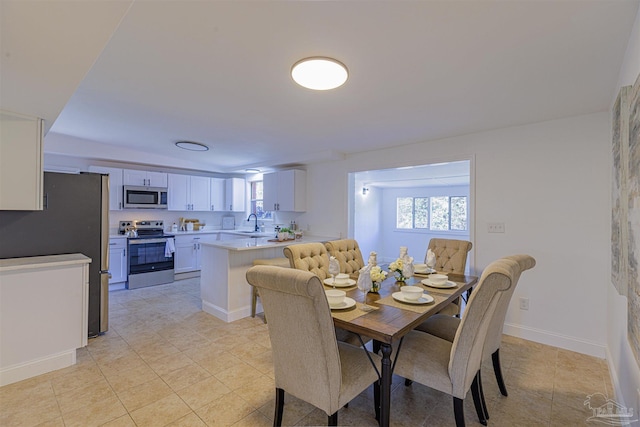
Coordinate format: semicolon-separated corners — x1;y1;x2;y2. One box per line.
119;220;175;289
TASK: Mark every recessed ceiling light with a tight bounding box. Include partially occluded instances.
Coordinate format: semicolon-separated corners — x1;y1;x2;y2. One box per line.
245;168;260;173
175;141;209;151
291;57;348;90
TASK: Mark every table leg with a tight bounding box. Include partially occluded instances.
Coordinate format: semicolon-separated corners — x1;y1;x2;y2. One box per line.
379;343;392;427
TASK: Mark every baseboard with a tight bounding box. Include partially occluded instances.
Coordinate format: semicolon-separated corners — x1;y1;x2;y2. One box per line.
503;322;606;358
201;299;250;323
0;349;76;386
175;271;200;281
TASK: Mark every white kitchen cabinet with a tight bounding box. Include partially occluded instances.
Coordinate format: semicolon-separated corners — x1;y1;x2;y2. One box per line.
168;174;210;211
263;169;306;212
0;110;43;210
209;178;226;211
225;178;245;212
108;237;127;284
89;166;123;210
123;169;167;187
174;235;202;273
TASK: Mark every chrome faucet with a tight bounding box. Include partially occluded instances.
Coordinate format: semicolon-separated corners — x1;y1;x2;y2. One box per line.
247;213;259;232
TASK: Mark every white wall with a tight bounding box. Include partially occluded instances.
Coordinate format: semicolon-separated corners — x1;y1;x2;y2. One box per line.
608;4;640;415
299;112;610;359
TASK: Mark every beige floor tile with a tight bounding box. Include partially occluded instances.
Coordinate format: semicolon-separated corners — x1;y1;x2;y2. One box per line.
0;393;61;427
56;377;116;414
100;414;137;426
50;364;105;396
129;393;192;427
195;392;254;427
196;351;243;376
104;363;159;393
166;412;208;427
550;400;592;426
214;361;264;391
161;362;212;392
146;351;196;377
230;410;272;427
232;375;275;409
34;416;66;427
116;376;174;412
177;376;233;410
61;395;127;427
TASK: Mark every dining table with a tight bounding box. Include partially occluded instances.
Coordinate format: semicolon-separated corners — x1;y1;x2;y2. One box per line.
327;271;479;427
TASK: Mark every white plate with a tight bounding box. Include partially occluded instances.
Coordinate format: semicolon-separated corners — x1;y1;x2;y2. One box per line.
421;279;457;289
323;278;356;287
329;297;356;310
414;267;436;275
392;292;434;305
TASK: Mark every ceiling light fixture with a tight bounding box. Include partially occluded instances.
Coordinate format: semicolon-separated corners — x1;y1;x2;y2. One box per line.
245;168;260;173
175;141;209;151
291;57;348;90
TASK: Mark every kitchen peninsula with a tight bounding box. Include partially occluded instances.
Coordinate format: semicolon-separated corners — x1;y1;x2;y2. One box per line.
200;235;335;322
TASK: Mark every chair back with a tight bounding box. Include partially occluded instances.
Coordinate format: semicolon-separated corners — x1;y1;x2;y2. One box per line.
483;254;536;357
427;238;472;274
448;257;520;398
324;239;365;277
283;242;331;280
245;265;342;413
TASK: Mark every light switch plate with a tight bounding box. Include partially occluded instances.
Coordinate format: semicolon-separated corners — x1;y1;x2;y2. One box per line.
488;222;505;233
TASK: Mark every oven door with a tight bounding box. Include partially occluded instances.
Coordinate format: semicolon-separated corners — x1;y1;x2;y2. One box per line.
128;238;174;274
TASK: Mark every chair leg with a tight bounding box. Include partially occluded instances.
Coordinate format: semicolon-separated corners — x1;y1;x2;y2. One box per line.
492;349;508;396
471;372;488;425
328;412;338;426
404;378;413;386
251;286;257;318
274;388;284;427
374;379;381;421
453;397;466;427
477;370;489;420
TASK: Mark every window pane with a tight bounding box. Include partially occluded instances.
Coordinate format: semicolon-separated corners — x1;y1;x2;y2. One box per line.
430;196;449;230
414;197;429;229
397;197;413;228
254;181;263;200
451;196;467;230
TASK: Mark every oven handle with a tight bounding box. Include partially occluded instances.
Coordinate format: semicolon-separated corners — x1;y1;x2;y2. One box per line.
129;238;168;245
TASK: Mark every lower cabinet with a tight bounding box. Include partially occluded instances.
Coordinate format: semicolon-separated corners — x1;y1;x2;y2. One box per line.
108;238;128;284
174;235;202;274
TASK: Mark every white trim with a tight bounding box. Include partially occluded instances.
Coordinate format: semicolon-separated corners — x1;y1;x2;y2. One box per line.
0;350;76;387
201;300;250;323
503;322;606;358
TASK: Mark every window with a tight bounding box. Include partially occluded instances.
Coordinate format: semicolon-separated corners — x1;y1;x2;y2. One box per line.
396;196;467;231
250;181;272;220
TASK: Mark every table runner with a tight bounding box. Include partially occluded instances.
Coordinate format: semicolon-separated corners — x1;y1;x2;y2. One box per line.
376;292;448;313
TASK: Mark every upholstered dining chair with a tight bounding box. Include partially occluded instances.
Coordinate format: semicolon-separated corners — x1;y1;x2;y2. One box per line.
416;254;536;399
394;257;521;427
324;239;365;279
251;257;290;323
245;265;381;426
426;238;473;316
283;242;368;347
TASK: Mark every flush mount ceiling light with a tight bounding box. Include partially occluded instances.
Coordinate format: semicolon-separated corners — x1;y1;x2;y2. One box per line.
245;168;260;173
175;141;209;151
291;57;348;90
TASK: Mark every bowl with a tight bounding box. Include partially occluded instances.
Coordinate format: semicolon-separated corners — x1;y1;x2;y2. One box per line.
401;285;424;301
325;289;346;306
335;273;350;284
430;274;448;285
414;263;428;273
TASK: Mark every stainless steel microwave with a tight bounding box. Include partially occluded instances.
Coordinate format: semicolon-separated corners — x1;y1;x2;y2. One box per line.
123;186;168;209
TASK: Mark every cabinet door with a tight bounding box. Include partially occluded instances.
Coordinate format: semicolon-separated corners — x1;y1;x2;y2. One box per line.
168;173;190;211
189;176;210;211
89;166;123;210
193;237;202;270
0;111;43;210
262;172;278;212
108;239;127;284
147;171;168;187
210;178;225;211
174;236;198;273
123;169;148;186
225;178;245;212
279;169;306;212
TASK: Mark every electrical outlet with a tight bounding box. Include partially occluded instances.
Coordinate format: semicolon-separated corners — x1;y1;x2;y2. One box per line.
488;222;505;233
519;297;529;310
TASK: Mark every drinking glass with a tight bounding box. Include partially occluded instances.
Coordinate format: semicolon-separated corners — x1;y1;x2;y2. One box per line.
328;261;340;289
357;279;374;312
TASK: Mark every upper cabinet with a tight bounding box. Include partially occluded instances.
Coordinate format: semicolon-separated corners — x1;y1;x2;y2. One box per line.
263;170;306;212
123;169;167;187
225;178;245;212
210;178;226;211
88;166;124;210
0;111;44;210
168;174;210;211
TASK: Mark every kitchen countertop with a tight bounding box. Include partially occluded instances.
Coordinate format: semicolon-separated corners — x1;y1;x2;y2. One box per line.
201;235;336;251
0;253;92;272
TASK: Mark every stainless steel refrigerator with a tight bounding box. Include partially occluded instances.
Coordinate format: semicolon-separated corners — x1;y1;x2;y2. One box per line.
0;172;109;337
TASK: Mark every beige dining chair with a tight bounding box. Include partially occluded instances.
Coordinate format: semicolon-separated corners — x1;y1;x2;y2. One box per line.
283;242;368;347
324;239;365;279
394;256;521;427
245;265;381;426
250;257;290;323
416;254;536;401
426;238;473;317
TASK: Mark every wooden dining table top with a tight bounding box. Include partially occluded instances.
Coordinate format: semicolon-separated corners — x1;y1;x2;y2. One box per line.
329;272;478;345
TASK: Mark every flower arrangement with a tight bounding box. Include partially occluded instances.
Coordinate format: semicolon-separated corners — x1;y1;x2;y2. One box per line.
369;265;388;292
388;258;407;283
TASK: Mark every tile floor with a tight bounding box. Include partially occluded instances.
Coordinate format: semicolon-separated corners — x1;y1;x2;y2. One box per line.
1;278;613;426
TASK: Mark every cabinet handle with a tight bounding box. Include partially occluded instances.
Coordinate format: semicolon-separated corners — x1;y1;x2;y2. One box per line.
229;204;232;210
123;249;126;257
110;242;116;246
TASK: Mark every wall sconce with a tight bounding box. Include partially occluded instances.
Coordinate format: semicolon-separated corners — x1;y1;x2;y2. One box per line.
362;187;369;196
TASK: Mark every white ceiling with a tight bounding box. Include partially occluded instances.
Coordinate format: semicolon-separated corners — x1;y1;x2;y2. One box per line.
2;1;639;174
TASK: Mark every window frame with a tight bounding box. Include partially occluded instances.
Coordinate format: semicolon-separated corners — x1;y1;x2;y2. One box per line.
250;180;272;221
395;195;468;233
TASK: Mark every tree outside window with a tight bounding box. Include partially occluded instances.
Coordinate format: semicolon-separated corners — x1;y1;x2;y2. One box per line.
396;195;467;231
251;181;271;220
